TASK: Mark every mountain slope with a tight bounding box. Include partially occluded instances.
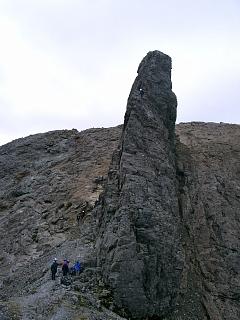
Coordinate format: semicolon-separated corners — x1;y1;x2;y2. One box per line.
0;51;239;320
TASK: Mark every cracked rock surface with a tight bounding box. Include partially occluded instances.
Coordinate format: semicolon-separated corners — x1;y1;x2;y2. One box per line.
175;122;240;320
0;126;122;320
96;51;183;319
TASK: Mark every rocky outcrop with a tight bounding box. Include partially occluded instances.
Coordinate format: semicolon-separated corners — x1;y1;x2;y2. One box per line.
96;51;183;318
0;51;239;320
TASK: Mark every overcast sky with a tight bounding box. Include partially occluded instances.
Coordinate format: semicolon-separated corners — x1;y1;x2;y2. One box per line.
0;0;239;145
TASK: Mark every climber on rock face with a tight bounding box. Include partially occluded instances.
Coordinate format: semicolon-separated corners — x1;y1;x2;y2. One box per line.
77;209;85;225
139;88;144;97
76;213;81;225
50;258;59;280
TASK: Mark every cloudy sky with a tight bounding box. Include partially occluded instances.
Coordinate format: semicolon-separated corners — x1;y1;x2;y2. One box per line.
0;0;239;145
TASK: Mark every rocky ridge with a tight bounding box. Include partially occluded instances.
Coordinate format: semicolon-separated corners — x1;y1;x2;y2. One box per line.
0;51;239;320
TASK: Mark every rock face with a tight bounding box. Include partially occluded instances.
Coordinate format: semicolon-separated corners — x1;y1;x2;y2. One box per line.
0;126;121;278
0;51;240;320
0;126;123;319
175;122;240;320
96;51;183;318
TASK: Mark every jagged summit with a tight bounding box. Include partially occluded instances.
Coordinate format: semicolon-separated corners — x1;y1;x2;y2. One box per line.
124;50;177;142
137;50;173;90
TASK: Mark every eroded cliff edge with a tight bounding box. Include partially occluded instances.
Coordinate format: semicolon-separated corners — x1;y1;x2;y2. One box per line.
0;51;239;320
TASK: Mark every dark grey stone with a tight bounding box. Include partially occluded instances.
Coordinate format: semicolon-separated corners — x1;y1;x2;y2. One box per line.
96;51;183;318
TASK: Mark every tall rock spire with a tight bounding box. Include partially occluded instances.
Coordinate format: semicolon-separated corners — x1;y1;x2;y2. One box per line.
96;50;183;318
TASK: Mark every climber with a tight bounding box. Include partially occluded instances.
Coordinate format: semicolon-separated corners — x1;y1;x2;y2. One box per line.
50;258;59;280
77;209;85;225
74;260;82;275
76;213;81;225
62;259;69;276
139;88;144;97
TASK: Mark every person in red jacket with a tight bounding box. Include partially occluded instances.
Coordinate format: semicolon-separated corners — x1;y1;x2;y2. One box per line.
62;259;69;276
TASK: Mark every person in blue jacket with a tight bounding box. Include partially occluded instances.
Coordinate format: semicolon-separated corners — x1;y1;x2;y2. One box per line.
74;261;81;275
